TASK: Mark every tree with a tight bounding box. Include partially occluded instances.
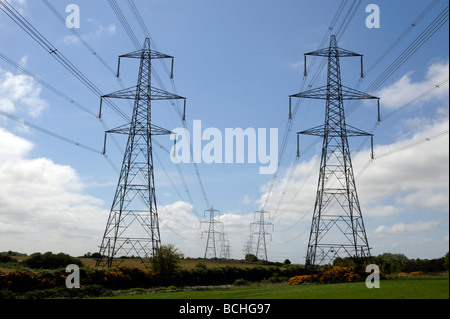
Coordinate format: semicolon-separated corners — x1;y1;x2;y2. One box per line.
91;252;102;259
22;252;83;269
153;244;183;281
445;252;449;271
245;254;258;263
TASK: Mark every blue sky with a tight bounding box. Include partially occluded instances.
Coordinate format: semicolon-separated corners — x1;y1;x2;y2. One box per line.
0;0;448;263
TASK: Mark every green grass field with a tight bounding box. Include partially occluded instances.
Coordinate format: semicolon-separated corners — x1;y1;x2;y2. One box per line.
105;276;449;299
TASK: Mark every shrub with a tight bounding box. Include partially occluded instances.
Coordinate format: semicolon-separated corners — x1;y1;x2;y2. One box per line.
319;266;362;283
396;272;409;277
444;252;449;270
23;285;113;299
0;289;16;300
288;266;362;285
22;252;83;269
288;275;314;285
153;244;183;283
36;270;59;289
409;271;424;276
233;279;250;286
195;263;207;270
261;272;288;283
0;269;38;293
244;254;258;263
0;254;15;263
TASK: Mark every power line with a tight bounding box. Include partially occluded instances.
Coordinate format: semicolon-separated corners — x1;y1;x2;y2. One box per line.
2;1;196;222
118;0;212;209
0;0;129;121
41;0;117;78
273;78;449;244
107;0;141;49
0;108;102;155
0;51;97;118
38;1;196;218
360;0;440;81
261;0;360;211
366;5;449;95
347;4;449;116
377;129;449;160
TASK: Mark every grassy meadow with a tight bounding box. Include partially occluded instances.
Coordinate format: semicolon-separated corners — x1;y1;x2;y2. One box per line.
104;276;449;299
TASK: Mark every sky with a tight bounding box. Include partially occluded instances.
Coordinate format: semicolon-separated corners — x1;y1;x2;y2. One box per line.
0;0;448;264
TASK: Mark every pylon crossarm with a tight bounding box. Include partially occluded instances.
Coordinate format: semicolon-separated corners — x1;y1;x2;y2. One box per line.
102;86;138;100
298;124;326;137
305;46;362;58
119;49;173;60
345;124;373;137
290;86;328;100
340;85;379;100
117;49;173;78
102;85;185;101
290;85;379;101
150;86;186;101
149;124;174;136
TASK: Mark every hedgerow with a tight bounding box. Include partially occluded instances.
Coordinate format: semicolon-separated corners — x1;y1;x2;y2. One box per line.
0;264;305;296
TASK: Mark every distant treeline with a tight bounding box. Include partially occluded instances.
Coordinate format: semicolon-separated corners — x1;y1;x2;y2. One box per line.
333;252;449;274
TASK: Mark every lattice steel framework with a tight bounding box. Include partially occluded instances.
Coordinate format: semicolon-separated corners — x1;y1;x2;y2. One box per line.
290;35;380;267
96;38;186;270
201;207;223;259
219;233;231;259
251;210;273;261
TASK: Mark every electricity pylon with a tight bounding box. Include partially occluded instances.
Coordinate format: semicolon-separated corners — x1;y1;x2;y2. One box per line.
219;233;231;259
96;38;186;270
242;235;253;257
201;206;223;259
290;35;380;267
251;210;273;261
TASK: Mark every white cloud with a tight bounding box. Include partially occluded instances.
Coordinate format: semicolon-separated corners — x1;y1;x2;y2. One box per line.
253;61;449;260
0;68;48;117
0;127;33;160
62;21;117;44
240;194;253;205
0;128;107;255
374;220;440;235
8;0;27;14
357;116;449;216
377;59;449;109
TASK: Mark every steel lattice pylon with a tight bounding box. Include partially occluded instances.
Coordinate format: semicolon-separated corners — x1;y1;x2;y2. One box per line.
251;210;273;261
201;207;223;259
290;35;380;267
96;38;186;270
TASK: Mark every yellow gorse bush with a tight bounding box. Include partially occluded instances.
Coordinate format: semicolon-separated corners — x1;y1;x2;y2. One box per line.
288;266;363;285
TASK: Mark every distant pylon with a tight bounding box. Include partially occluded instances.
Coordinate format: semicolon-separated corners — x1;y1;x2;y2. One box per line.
201;206;223;259
95;38;186;270
219;233;231;259
251;210;273;261
290;35;380;267
242;235;253;257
